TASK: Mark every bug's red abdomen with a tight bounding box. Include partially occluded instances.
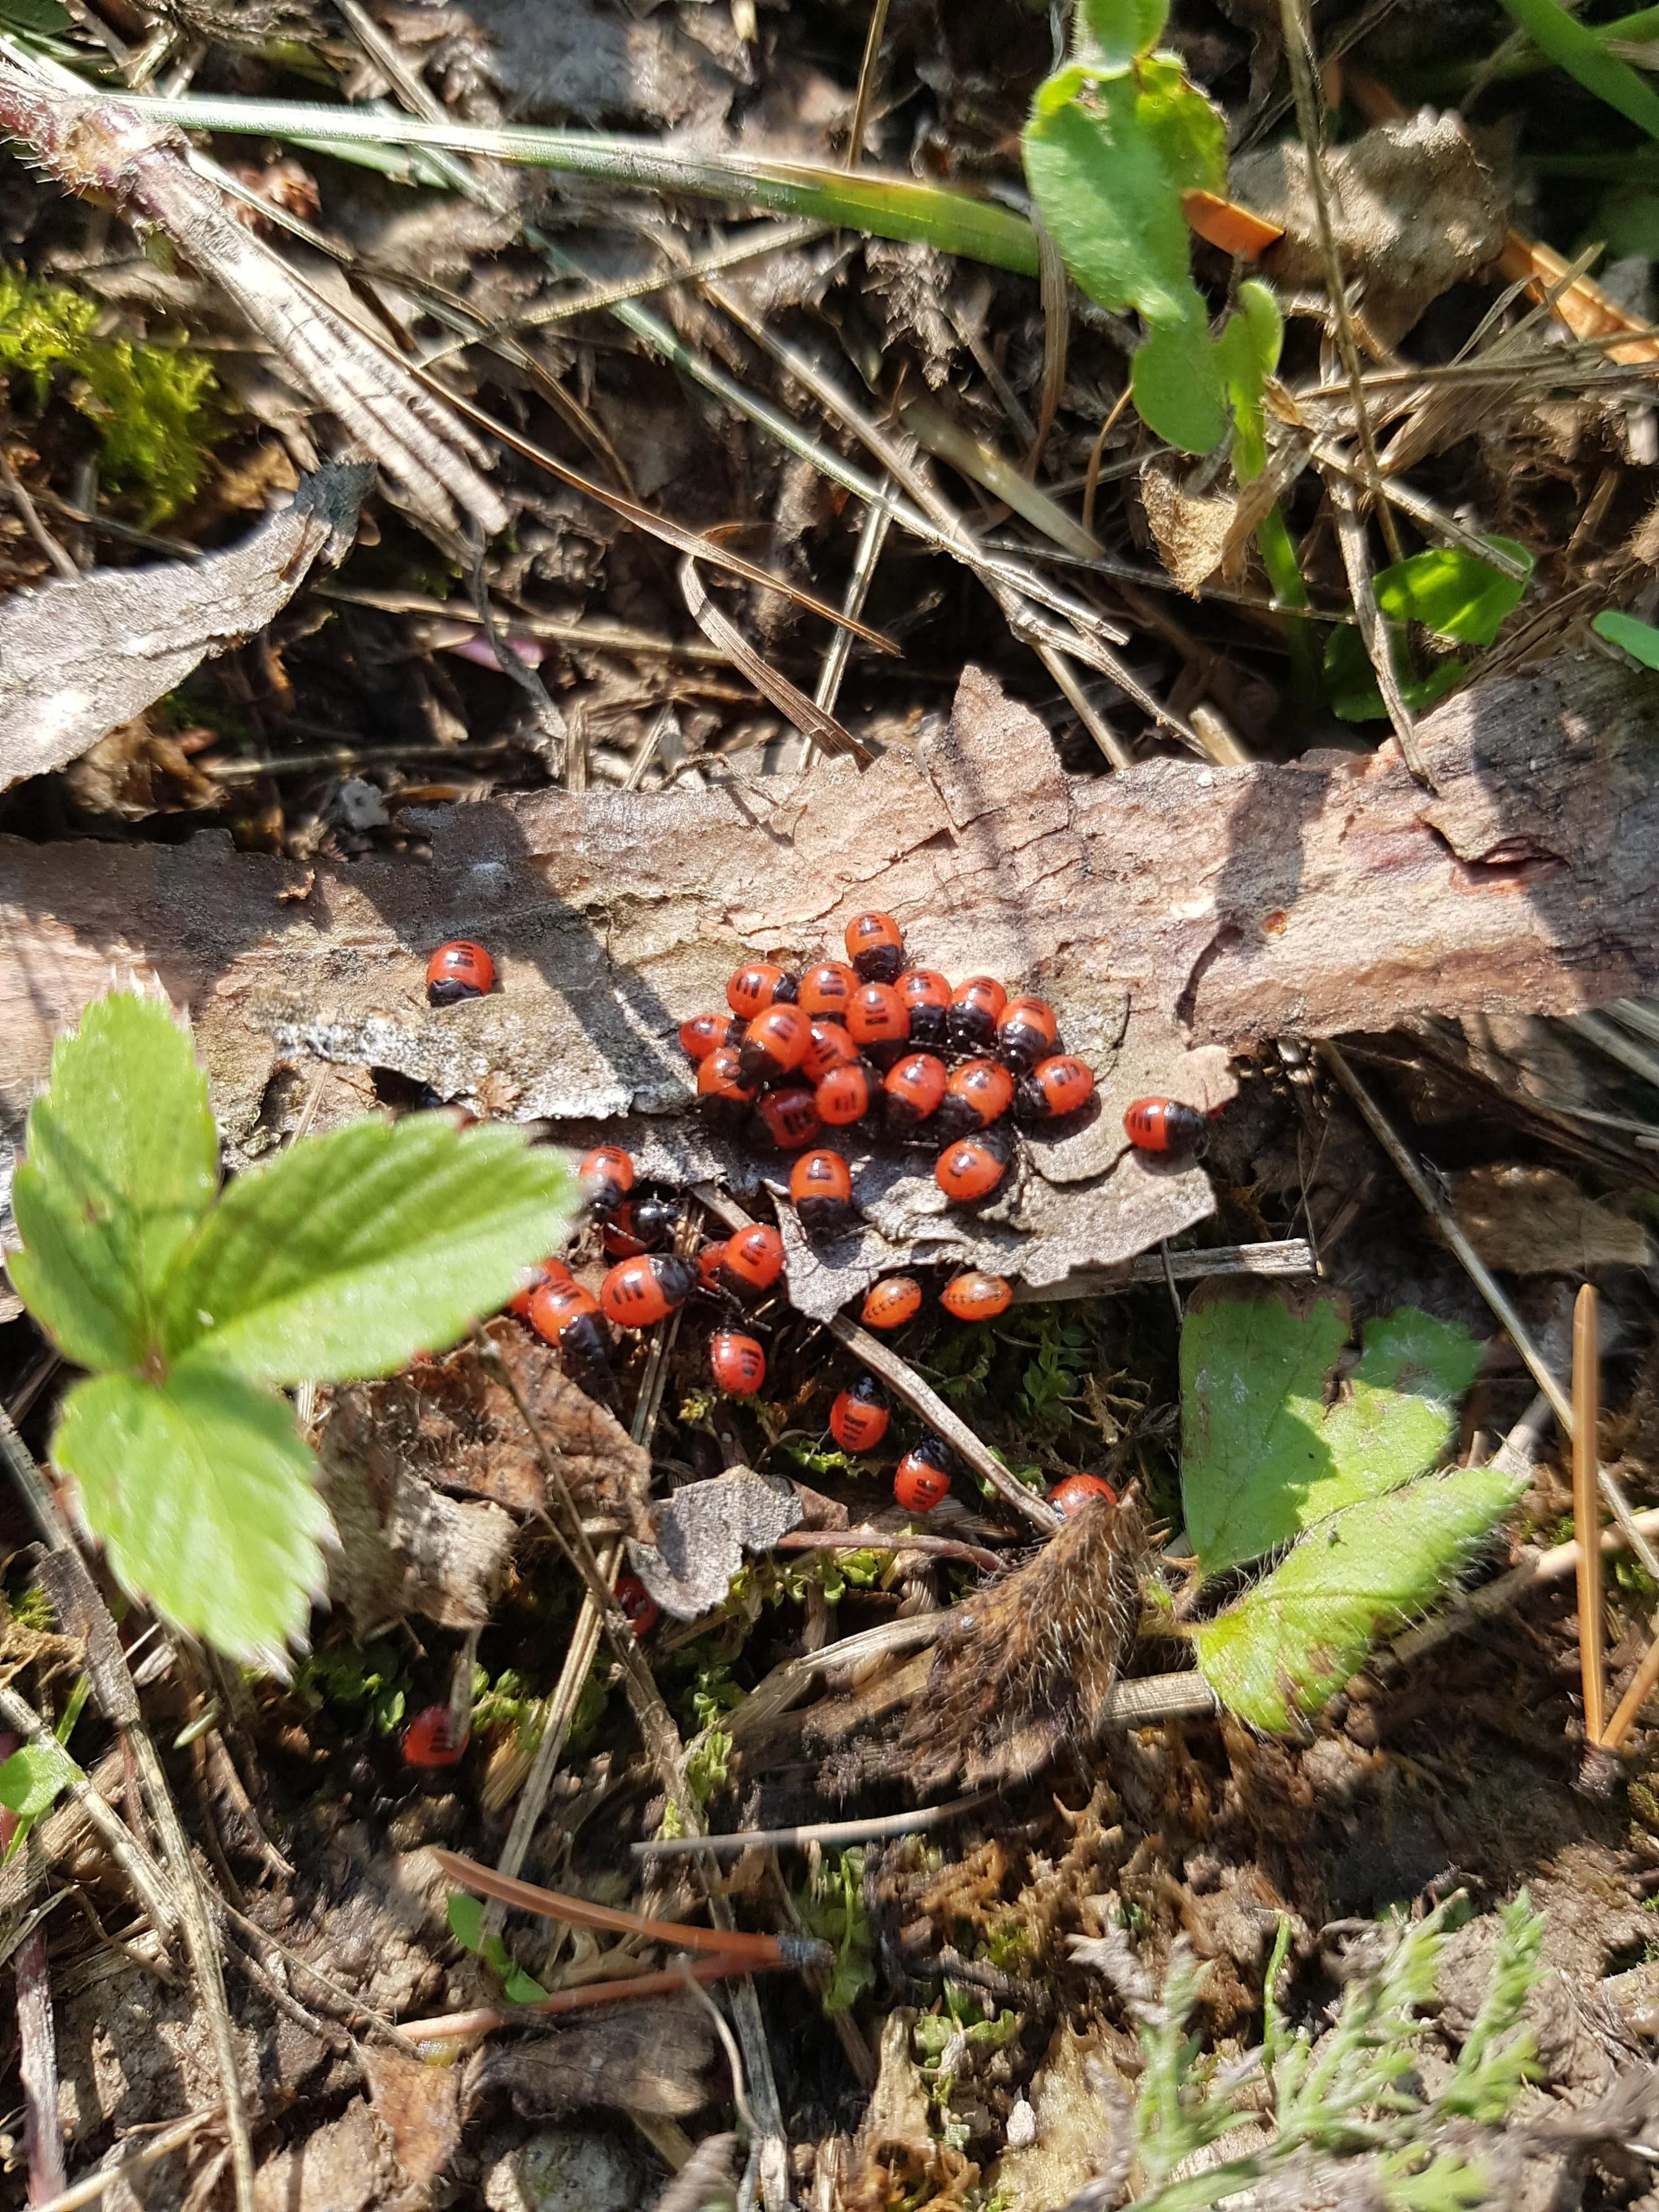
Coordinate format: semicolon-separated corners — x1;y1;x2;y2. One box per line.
728;962;790;1019
1017;1054;1095;1123
679;1011;739;1061
816;1060;877;1126
739;1004;811;1087
757;1086;823;1151
1048;1472;1118;1519
791;1149;853;1238
721;1223;785;1296
936;1058;1015;1139
894;1438;952;1514
799;961;859;1020
861;1276;922;1331
936;1131;1010;1204
599;1254;697;1328
947;977;1007;1055
844;911;905;983
830;1374;890;1452
940;1270;1011;1321
882;1052;947;1135
709;1330;768;1396
1123;1097;1206;1153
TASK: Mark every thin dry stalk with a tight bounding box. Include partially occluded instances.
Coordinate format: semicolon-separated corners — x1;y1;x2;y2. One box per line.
397;1953;784;2046
814;483;896;721
17;1921;65;2203
1574;1285;1606;1744
845;0;890;169
27;2108;220;2212
634;1791;994;1858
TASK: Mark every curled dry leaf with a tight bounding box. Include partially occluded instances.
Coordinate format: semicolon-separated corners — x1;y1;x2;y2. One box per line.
320;1317;651;1521
0;464;370;790
808;1491;1147;1796
463;1997;722;2119
627;1468;806;1620
316;1391;518;1635
362;2046;461;2210
1230;112;1509;347
1140;457;1239;597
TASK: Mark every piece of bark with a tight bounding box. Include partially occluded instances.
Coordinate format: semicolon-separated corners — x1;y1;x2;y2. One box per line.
626;1468;805;1621
319;1319;650;1522
4;656;1657;1208
0;465;370;789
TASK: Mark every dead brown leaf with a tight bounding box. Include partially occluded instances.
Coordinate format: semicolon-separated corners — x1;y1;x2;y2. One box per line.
1140;457;1239;595
1452;1165;1652;1276
463;1997;721;2119
363;2046;461;2210
627;1468;806;1620
1232;111;1508;344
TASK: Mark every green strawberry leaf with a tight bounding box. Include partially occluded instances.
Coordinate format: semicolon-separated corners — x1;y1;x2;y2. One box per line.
53;1364;331;1668
1078;0;1168;70
7;993;217;1373
161;1115;578;1384
1192;1464;1528;1731
1181;1286;1481;1575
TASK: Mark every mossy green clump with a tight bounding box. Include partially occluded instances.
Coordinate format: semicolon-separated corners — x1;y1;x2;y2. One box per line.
0;267;225;519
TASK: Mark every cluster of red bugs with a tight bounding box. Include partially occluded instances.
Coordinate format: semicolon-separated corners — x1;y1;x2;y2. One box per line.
408;930;1190;1667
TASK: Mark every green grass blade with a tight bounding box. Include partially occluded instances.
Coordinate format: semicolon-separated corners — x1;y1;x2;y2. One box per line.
73;91;1043;275
1491;0;1659;135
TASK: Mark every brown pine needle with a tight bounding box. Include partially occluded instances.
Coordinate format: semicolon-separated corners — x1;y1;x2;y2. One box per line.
1574;1284;1606;1746
1600;1626;1659;1753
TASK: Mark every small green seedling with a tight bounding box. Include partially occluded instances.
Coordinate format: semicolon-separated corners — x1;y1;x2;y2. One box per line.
6;992;576;1668
1324;538;1533;720
1022;0;1282;452
446;1890;550;2005
1179;1284;1522;1730
795;1846;877;2015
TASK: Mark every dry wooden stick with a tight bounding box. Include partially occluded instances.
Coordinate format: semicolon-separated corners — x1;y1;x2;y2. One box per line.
398;1953;787;2046
1573;1284;1606;1745
634;1791;996;1858
1600;1630;1659;1754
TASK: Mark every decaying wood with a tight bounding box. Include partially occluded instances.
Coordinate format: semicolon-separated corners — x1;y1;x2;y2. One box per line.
4;654;1657;1274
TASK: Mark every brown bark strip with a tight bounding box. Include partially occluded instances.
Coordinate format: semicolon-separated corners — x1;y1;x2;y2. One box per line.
2;657;1655;1154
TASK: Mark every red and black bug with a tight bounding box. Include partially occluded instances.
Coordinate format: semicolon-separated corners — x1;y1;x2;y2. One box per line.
615;1572;660;1634
815;1059;878;1127
1016;1054;1096;1124
425;940;494;1006
721;1223;786;1298
709;1329;768;1396
1123;1097;1207;1154
579;1145;635;1222
403;1704;469;1767
697;1240;729;1291
738;1003;811;1087
527;1281;613;1387
947;976;1008;1055
1048;1472;1118;1518
727;962;790;1019
757;1086;823;1151
830;1374;890;1452
603;1190;680;1259
799;961;859;1021
508;1255;573;1317
936;1129;1010;1205
882;1052;947;1136
894;1437;952;1514
697;1047;759;1130
791;1149;853;1238
995;996;1060;1073
844;910;905;984
847;982;909;1060
861;1276;923;1331
896;968;951;1049
940;1270;1011;1322
803;1019;859;1085
679;1011;740;1062
936;1058;1015;1140
599;1253;697;1329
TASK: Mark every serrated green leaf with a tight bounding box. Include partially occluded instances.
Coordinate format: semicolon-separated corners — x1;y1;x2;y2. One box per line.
1181;1287;1481;1574
7;993;217;1373
1078;0;1168;70
1370;539;1533;645
1593;608;1659;669
1193;1464;1527;1730
0;1742;75;1824
1494;0;1659;137
447;1891;484;1953
53;1365;330;1666
161;1115;578;1384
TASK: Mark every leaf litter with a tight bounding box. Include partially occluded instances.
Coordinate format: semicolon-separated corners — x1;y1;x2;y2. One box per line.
2;0;1659;2197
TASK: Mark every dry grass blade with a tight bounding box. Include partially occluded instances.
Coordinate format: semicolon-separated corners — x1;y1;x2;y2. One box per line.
1025;216;1071;476
27;2108;221;2212
1496;228;1659;365
1574;1284;1606;1744
846;0;891;170
679;555;873;763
